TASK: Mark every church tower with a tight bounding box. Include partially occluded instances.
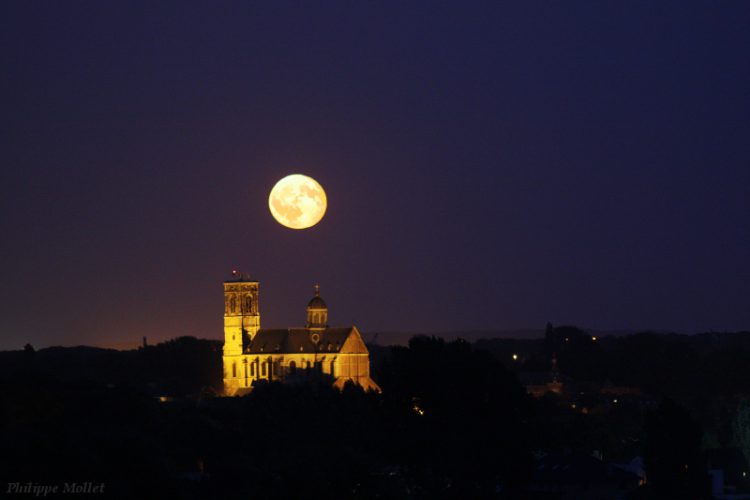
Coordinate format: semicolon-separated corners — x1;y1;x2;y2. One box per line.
223;271;260;356
306;283;328;329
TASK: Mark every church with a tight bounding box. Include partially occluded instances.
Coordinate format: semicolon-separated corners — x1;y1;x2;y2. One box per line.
222;273;381;396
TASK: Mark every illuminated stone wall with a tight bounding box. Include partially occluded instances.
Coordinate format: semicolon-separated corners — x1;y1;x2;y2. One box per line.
222;279;380;395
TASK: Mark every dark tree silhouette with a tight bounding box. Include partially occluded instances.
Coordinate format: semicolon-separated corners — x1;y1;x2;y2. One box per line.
644;398;708;498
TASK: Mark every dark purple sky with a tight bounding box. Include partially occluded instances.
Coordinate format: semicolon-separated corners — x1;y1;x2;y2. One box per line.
2;2;749;349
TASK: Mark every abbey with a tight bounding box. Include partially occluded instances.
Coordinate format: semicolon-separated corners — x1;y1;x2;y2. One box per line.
222;274;381;396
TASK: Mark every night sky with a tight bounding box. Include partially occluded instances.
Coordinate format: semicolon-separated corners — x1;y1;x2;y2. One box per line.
2;2;749;349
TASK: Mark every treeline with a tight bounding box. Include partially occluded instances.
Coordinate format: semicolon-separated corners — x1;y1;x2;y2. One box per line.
0;337;223;397
477;325;750;453
0;332;742;497
1;336;534;498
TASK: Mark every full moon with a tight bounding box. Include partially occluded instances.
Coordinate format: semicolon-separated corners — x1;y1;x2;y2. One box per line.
268;174;327;229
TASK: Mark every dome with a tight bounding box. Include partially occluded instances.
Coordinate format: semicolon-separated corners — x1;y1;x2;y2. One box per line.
307;283;327;309
307;295;327;309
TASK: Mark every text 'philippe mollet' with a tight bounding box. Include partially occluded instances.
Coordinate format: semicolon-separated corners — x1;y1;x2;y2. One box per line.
6;482;105;496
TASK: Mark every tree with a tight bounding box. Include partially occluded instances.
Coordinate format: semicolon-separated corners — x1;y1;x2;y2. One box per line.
733;399;750;463
380;335;535;495
644;398;708;498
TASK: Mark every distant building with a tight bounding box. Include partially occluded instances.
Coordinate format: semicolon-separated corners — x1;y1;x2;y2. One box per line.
521;354;564;398
222;275;381;396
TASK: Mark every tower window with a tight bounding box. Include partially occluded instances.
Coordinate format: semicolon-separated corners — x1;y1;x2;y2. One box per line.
289;361;297;375
232;363;236;378
262;362;267;377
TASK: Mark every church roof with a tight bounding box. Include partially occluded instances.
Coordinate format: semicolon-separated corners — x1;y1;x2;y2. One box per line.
245;327;354;354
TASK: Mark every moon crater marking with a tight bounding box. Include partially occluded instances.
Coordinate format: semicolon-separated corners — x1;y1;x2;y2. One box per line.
268;174;327;229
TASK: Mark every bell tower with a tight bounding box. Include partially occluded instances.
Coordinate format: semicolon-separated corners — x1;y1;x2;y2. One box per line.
223;271;260;357
306;283;328;330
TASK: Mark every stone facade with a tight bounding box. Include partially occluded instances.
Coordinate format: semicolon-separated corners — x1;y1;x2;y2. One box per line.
222;275;380;396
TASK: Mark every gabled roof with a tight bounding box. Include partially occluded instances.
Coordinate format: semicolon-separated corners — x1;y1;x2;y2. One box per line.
245;327;358;354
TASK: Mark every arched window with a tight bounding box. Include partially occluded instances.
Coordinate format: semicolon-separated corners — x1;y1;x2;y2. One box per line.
305;361;311;374
289;361;297;375
251;361;255;377
330;360;335;377
232;363;236;378
262;362;267;377
244;295;252;312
